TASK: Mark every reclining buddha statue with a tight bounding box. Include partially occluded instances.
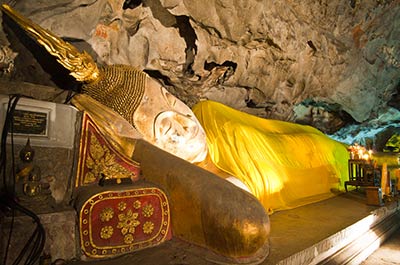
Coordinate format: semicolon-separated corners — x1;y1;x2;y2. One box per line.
1;3;270;264
1;2;350;263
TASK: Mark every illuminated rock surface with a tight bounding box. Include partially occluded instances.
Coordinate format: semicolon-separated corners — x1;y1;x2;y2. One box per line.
0;0;399;133
0;1;400;264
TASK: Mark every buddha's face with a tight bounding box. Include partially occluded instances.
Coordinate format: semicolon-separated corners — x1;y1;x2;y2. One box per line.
133;77;208;163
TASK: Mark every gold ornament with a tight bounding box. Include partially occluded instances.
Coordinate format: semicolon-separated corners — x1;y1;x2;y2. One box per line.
143;221;154;234
118;201;127;211
117;209;140;235
133;200;141;209
123;234;134;244
82;65;146;126
142;204;154;218
100;226;114;239
0;4;146;127
99;207;114;222
0;4;99;83
85;134;134;183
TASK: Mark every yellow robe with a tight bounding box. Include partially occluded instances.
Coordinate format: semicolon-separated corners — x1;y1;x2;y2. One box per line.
193;100;349;214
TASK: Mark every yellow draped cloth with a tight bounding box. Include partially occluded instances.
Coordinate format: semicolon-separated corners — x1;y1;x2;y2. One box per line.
193;100;349;214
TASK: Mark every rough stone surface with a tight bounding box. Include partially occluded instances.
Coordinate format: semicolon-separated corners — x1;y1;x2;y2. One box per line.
0;209;77;263
0;0;399;131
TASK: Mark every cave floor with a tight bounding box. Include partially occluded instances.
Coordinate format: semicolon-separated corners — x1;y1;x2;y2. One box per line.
65;190;400;265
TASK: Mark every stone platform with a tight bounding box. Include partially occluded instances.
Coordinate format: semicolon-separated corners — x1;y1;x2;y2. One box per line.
266;190;400;265
1;190;399;265
67;190;400;265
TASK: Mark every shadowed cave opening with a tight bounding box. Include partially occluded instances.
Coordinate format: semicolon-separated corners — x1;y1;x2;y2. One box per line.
204;60;237;72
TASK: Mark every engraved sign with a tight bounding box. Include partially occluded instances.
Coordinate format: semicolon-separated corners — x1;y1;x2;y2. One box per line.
13;109;48;136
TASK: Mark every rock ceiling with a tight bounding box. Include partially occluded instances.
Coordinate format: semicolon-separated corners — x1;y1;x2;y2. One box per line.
0;0;399;134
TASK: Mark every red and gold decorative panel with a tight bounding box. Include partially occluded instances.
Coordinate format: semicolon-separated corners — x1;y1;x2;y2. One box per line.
79;188;171;258
76;113;141;187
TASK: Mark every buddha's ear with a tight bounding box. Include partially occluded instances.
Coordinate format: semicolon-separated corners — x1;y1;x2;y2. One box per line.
0;4;100;83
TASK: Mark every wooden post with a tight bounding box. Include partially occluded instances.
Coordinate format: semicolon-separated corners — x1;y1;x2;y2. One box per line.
381;163;388;196
395;169;400;191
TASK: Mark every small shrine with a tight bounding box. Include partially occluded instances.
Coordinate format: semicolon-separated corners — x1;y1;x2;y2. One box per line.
346;143;400;206
346;144;380;191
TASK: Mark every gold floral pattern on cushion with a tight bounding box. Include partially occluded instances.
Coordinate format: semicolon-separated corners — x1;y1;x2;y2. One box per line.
79;188;171;258
124;234;134;244
85;134;135;184
76;113;140;187
100;226;114;239
143;221;154;234
142;204;154;218
133;200;141;209
100;207;114;222
118;201;127;212
117;209;140;235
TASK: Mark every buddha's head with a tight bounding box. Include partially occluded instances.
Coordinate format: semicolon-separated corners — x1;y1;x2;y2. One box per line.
133;76;208;163
1;3;208;164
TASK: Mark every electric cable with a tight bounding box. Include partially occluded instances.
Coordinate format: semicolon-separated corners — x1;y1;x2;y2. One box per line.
1;94;21;265
0;94;46;265
1;94;20;193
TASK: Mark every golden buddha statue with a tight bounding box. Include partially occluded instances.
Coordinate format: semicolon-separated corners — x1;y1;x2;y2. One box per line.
1;4;270;263
0;2;353;262
16;138;42;197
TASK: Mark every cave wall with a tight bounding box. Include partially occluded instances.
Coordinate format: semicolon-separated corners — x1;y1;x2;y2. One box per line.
0;0;399;131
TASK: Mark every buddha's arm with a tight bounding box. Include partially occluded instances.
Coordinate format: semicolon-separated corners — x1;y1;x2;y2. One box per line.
131;139;270;263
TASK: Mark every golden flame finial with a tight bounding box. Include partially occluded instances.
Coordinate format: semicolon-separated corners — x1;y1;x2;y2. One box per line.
1;4;100;83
